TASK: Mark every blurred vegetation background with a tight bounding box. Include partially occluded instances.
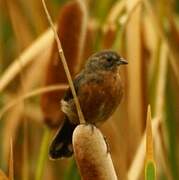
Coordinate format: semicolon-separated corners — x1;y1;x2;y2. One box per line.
0;0;179;179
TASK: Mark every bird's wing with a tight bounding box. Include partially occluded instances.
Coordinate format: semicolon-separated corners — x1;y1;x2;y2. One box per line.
61;73;84;122
63;72;84;102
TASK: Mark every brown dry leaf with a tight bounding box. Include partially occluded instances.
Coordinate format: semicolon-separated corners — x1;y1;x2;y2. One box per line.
41;0;87;128
125;0;146;163
154;42;168;116
2;102;23;161
102;24;116;49
145;106;154;161
6;0;33;50
102;0;125;49
167;16;179;69
23;0;48;33
81;19;97;67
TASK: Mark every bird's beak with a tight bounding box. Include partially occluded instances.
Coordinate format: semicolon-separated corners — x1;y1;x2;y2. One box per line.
117;58;128;65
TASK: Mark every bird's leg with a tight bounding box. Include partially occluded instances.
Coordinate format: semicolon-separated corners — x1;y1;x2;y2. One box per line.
81;122;95;134
89;123;95;133
103;136;110;154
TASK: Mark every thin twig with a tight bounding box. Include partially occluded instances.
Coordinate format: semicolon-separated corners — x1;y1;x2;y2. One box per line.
42;0;85;124
0;84;68;119
8;138;14;180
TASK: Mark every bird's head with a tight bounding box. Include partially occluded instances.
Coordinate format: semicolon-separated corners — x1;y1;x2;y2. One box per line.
85;50;128;72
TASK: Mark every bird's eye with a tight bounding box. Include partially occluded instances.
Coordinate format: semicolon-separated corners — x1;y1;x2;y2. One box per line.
106;57;112;62
104;57;113;68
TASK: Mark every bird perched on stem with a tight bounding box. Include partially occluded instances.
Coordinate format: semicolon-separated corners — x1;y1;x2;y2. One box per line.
49;50;128;159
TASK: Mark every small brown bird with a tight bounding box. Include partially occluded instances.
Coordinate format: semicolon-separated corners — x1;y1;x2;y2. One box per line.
49;50;127;159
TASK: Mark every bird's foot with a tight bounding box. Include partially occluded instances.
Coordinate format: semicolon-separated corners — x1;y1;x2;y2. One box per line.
81;122;95;134
103;136;110;154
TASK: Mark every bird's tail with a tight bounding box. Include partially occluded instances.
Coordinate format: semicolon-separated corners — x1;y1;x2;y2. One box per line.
49;116;76;159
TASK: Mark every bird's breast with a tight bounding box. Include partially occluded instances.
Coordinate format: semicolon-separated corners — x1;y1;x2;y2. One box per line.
78;71;123;124
62;70;123;124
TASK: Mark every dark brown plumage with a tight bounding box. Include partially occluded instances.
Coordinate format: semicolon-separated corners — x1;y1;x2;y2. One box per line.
49;50;127;159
